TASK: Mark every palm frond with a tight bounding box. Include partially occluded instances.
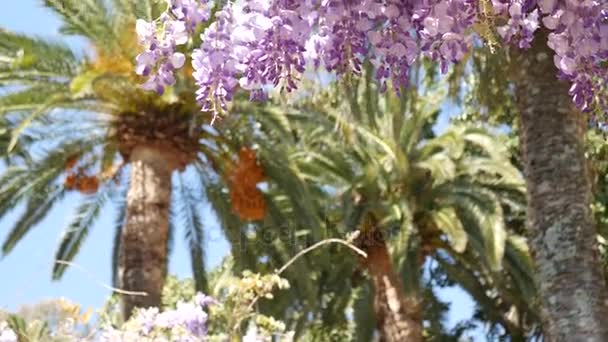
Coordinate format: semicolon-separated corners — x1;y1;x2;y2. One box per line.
503;236;537;301
435;254;522;335
52;184;111;279
0;29;77;82
111;197;126;288
1;184;65;255
41;0;118;50
257;145;322;238
462;127;509;160
416;130;465;161
110;0;165;21
431;207;467;253
0;139;96;219
0;84;70;115
449;194;506;271
352;283;376;342
7;94;74;152
177;173;208;293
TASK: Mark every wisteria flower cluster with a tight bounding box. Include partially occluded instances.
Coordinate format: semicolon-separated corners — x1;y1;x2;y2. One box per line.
191;4;245;124
494;0;608;114
136;0;608;119
97;271;293;342
100;293;213;342
135;0;210;94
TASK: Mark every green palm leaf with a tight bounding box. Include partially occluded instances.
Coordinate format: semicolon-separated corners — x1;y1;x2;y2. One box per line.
0;30;77;82
177;174;208;293
41;0;117;49
111;197;126;287
432;207;468;253
2;185;65;256
52;185;111;279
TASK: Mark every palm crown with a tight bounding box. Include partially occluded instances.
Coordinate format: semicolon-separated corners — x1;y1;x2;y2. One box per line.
270;67;540;338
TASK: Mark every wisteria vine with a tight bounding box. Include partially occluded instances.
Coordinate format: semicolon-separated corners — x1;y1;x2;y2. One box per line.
135;0;608;122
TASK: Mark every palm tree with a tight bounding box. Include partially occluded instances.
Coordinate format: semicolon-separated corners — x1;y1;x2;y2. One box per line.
0;0;252;319
450;29;608;339
272;68;540;341
508;29;608;340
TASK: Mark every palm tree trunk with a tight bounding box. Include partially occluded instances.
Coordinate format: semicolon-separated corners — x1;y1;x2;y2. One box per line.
511;29;608;340
118;145;174;319
358;229;422;342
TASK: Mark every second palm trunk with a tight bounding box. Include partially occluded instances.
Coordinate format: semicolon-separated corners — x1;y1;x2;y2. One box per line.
358;228;422;342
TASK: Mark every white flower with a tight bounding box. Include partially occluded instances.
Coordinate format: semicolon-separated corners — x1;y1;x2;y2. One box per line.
0;322;17;342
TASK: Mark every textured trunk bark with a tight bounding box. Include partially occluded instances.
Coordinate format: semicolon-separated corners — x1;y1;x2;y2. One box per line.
119;146;174;319
511;29;608;341
358;229;422;342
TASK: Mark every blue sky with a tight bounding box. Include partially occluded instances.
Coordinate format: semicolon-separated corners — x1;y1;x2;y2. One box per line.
0;0;480;338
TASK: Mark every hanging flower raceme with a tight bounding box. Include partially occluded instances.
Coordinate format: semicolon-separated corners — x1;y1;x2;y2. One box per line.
134;0;608;120
493;0;607;114
135;18;187;94
236;0;314;100
495;0;540;49
135;0;210;95
170;0;211;32
192;4;246;123
315;0;375;76
542;0;607;113
416;0;477;73
367;0;418;92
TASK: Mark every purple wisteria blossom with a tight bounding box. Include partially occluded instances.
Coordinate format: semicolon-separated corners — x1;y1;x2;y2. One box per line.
135;18;188;94
316;0;374;76
367;0;418;92
134;0;608;120
100;292;213;342
417;0;477;73
192;4;246;123
492;0;607;114
495;0;540;49
194;293;216;307
170;0;211;32
237;0;313;100
543;0;607;112
134;307;159;335
135;0;210;95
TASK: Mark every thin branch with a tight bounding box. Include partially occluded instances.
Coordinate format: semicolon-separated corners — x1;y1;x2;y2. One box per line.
276;237;366;275
54;260;148;296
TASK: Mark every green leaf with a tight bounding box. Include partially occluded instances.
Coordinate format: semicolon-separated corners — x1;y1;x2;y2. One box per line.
52;187;109;279
111;198;126;287
463;129;508;160
8;96;67;152
482;212;507;271
0;29;77;77
418;153;456;183
432;207;468;253
42;0;117;49
2;185;65;255
70;69;102;96
178;174;209;293
7;315;28;342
